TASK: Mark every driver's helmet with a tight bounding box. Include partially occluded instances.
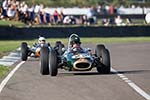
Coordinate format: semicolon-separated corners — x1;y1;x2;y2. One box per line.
69;34;81;46
38;37;46;44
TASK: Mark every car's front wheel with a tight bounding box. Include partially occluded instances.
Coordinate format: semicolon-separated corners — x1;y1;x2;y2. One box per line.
95;45;111;74
40;47;49;75
21;42;28;61
49;49;58;76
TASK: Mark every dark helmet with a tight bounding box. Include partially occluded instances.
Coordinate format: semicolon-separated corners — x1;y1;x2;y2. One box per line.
70;34;81;45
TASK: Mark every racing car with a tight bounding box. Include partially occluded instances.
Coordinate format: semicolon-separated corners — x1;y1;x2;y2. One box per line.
21;37;51;61
40;34;111;76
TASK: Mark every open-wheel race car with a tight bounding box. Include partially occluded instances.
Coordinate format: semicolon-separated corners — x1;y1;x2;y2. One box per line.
21;37;51;61
39;34;111;76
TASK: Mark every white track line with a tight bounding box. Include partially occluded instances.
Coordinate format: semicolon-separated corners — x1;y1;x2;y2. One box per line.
0;61;25;93
111;68;150;100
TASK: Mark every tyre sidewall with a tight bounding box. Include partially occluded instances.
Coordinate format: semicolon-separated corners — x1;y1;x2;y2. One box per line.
40;47;49;75
101;49;111;74
49;50;58;76
21;42;28;61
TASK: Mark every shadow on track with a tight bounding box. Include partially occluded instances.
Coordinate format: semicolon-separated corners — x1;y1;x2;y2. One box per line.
117;69;150;74
58;69;150;76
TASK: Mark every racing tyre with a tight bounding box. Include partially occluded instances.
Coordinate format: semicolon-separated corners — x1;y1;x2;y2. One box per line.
40;47;49;75
21;42;28;61
96;48;111;74
95;44;105;57
49;49;58;76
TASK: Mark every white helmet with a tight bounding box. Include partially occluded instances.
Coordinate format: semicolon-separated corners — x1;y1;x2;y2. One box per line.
38;37;46;44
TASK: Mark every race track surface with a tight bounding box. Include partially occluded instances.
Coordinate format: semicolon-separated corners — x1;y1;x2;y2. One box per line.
0;42;150;100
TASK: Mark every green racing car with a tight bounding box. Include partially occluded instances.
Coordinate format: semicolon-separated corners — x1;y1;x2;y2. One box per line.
40;34;111;76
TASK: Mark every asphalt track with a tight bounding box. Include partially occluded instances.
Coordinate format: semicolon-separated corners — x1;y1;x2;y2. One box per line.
0;42;150;100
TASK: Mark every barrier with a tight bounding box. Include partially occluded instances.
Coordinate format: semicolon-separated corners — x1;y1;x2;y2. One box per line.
0;26;150;40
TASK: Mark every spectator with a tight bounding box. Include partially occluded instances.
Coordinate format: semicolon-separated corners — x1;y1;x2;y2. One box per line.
105;5;109;14
97;5;101;14
115;15;123;26
53;10;59;24
126;18;132;25
0;5;2;18
80;15;87;25
58;10;64;24
2;0;9;17
109;5;114;14
71;16;77;24
34;4;40;14
102;18;109;26
86;6;96;25
45;12;51;25
28;4;35;22
39;10;47;24
34;4;41;24
7;4;16;19
63;15;71;24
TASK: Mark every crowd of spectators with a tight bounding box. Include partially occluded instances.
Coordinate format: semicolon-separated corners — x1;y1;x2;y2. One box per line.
0;0;64;25
102;15;132;26
0;0;98;26
0;0;145;26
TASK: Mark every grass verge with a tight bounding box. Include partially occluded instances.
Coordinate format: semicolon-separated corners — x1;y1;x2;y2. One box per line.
1;37;150;57
0;20;25;27
0;65;10;78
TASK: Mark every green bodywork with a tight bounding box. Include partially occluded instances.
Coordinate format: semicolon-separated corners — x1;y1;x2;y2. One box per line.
63;51;94;71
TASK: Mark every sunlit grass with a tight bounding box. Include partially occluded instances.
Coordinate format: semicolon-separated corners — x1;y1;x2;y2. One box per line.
0;20;25;27
0;65;10;78
0;37;150;57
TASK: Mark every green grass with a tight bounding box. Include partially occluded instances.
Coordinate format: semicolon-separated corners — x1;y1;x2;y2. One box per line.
0;18;147;27
80;37;150;44
0;65;10;78
0;20;25;27
0;37;150;58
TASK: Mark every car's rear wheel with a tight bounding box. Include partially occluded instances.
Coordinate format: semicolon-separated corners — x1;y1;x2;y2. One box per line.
49;49;58;76
40;47;49;75
21;42;28;61
95;45;111;74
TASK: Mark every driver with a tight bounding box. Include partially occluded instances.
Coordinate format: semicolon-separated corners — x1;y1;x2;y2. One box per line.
33;36;47;48
69;34;83;53
38;37;46;45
